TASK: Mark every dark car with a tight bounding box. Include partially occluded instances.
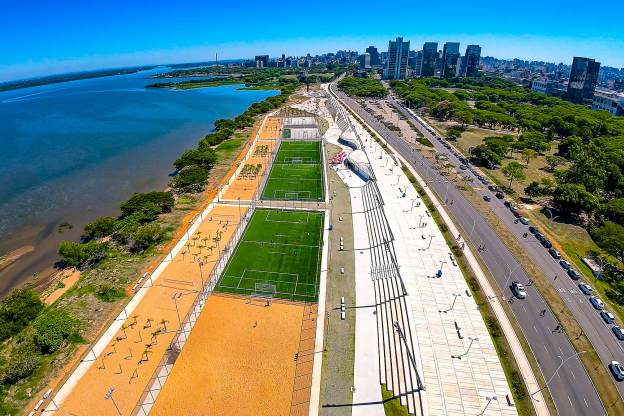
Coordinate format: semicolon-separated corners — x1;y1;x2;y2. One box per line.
528;226;538;234
504;201;512;208
568;269;581;280
495;192;504;199
541;239;553;248
535;233;545;241
548;248;562;259
483;195;492;202
488;185;497;191
513;211;522;218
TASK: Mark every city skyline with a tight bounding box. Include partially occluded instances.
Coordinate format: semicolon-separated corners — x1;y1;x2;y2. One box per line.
1;0;623;82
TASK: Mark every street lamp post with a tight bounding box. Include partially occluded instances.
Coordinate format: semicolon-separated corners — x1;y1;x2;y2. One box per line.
452;336;479;359
172;293;182;327
426;235;434;250
478;396;498;416
237;197;242;223
545;208;559;225
531;351;586;398
502;260;528;296
440;293;461;313
104;388;122;416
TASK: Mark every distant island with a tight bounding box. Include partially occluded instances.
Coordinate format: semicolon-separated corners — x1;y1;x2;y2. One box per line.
0;66;158;93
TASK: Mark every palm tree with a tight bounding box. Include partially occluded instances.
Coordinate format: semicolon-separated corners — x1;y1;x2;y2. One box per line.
132;315;140;326
202;255;209;264
151;332;159;345
202;237;209;247
145;318;153;328
111;342;117;354
142;350;152;362
160;319;169;332
192;236;199;246
120;324;128;339
197;245;204;254
181;250;188;261
197;231;202;240
186;242;192;252
208;246;215;256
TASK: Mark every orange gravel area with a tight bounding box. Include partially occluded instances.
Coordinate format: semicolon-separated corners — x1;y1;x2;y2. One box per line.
259;117;283;139
45;270;81;305
222;140;278;201
58;206;247;416
150;295;304;416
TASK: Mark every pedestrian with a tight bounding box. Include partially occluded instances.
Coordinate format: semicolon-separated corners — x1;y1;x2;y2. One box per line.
261;242;264;247
554;275;558;281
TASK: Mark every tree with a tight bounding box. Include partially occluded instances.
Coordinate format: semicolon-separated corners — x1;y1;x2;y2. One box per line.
160;319;169;332
600;199;624;226
593;222;624;264
455;110;473;127
132;223;165;249
169;166;209;192
173;148;218;171
0;289;45;341
524;181;542;198
473;145;501;168
447;129;462;141
120;192;174;216
545;155;566;171
84;217;116;238
510;141;526;157
33;311;73;354
501;162;526;189
521;148;538;167
553;183;599;215
58;240;108;267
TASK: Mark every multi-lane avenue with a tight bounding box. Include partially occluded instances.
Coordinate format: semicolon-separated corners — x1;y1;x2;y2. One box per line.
330;81;611;416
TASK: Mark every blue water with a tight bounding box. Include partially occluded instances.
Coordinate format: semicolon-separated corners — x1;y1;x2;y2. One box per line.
0;68;277;292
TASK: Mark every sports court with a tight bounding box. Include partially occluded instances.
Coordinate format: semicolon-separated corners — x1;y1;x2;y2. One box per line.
216;209;324;302
259;117;283;139
149;295;306;416
261;140;325;201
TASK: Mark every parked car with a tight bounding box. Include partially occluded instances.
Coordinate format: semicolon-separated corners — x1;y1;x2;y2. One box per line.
559;260;571;269
535;233;546;241
541;239;553;248
601;311;616;324
481;179;489;185
488;185;497;191
460;165;467;170
511;281;527;299
519;217;530;225
613;326;624;340
579;283;593;295
610;361;624;381
529;226;538;234
483;195;492;202
548;248;561;259
568;269;581;280
495;192;504;199
513;211;523;218
510;206;519;213
504;201;512;208
477;175;484;181
590;296;605;310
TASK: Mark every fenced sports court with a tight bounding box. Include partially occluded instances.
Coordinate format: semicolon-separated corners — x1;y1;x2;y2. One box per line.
261;140;325;201
215;209;324;302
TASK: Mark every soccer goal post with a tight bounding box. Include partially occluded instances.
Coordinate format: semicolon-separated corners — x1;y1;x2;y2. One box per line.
250;283;277;305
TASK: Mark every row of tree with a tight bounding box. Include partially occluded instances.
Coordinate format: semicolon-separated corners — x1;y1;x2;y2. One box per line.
337;77;388;97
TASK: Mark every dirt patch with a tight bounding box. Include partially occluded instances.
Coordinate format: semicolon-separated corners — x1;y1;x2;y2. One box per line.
44;270;81;305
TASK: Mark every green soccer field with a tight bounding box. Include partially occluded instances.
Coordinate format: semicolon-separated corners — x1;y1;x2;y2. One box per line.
261;140;325;201
215;209;324;302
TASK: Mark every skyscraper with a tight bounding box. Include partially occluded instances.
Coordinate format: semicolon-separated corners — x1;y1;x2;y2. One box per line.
441;42;460;79
421;42;438;77
386;37;410;80
366;46;381;66
460;45;482;78
359;53;371;69
255;55;269;68
564;57;601;105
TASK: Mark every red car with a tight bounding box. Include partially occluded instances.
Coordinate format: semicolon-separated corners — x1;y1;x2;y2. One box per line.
513;211;522;218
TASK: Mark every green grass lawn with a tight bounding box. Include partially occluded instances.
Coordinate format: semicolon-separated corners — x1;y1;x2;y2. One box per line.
262;140;325;201
216;209;324;301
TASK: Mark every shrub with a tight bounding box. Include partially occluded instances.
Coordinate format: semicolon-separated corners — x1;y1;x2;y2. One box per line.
1;348;41;384
84;216;116;238
120;192;174;216
33;311;73;354
58;240;108;267
95;285;126;302
0;289;45;341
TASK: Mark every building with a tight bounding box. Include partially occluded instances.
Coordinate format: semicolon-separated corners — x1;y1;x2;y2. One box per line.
359;53;371;69
592;87;624;115
564;57;601;105
531;79;567;97
460;45;482;77
421;42;438;77
353;70;369;79
386;37;410;80
441;42;460;79
254;55;269;68
365;46;381;66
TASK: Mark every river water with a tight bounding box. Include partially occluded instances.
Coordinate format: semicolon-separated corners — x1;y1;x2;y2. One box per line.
0;68;277;296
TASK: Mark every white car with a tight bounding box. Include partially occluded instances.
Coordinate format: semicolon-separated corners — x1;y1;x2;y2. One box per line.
610;361;624;381
590;296;605;310
519;217;530;225
613;326;624;340
601;311;615;324
511;281;527;299
510;206;519;213
579;283;593;295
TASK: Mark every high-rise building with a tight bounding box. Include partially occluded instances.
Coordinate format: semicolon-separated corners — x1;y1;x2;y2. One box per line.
386;37;410;80
441;42;460;79
359;53;371;69
366;46;381;66
564;57;601;105
255;55;269;68
460;45;482;77
421;42;438;77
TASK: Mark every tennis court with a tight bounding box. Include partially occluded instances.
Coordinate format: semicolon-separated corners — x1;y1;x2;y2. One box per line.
215;209;324;302
262;140;325;201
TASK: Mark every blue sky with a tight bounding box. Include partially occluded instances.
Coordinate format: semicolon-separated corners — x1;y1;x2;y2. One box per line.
1;0;622;82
